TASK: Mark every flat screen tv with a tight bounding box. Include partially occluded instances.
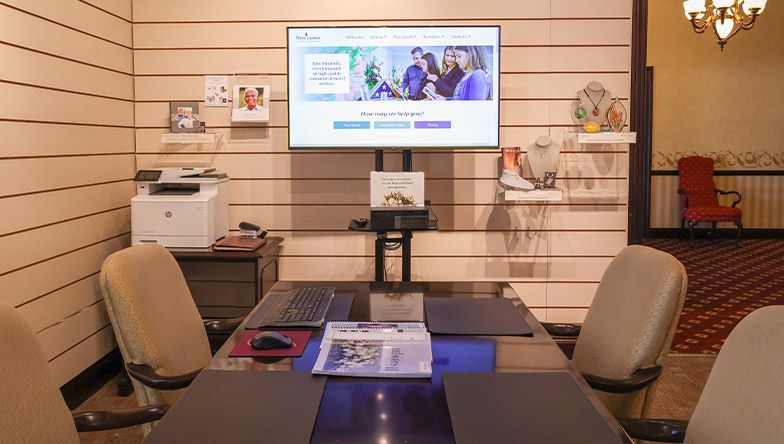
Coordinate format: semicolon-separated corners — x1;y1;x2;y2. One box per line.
287;26;501;149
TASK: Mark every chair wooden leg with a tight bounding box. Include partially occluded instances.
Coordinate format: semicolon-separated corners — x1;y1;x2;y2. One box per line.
711;222;717;239
736;222;743;247
688;221;695;244
117;368;134;397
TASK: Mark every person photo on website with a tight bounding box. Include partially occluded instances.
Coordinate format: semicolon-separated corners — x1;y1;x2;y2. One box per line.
435;46;491;101
418;52;441;99
400;47;427;100
429;46;464;97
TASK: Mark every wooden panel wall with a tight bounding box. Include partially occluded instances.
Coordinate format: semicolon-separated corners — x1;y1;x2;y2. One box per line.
132;0;632;323
0;0;134;387
651;174;784;229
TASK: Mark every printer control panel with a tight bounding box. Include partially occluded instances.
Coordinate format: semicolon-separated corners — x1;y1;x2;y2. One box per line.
134;170;162;182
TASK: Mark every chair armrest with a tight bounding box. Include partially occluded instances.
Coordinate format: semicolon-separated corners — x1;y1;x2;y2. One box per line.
126;363;201;390
716;189;742;207
203;317;244;333
581;365;663;394
617;418;688;442
72;405;169;432
541;322;581;337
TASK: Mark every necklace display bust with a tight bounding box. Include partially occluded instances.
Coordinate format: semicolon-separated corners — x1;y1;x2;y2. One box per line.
527;135;560;181
571;81;613;126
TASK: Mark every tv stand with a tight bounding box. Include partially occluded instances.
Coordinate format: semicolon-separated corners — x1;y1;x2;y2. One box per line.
350;149;437;282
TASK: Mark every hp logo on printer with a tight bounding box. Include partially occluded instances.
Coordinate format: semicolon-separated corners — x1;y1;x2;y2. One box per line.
165;211;172;218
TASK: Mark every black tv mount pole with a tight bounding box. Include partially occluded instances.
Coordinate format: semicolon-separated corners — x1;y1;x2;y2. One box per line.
359;148;426;282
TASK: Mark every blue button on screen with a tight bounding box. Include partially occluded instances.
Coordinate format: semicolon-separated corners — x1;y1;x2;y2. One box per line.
333;121;371;129
374;121;411;129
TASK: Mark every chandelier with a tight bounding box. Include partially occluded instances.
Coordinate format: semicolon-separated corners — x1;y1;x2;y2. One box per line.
683;0;768;49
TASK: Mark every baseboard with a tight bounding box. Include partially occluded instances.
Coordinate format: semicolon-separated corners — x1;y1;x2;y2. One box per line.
60;347;123;410
648;228;784;239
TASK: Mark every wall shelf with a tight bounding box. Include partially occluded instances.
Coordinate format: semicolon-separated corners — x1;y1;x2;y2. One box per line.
504;189;563;202
577;132;637;144
161;133;220;144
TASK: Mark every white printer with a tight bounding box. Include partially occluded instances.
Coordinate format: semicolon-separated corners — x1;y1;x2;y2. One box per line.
131;167;229;248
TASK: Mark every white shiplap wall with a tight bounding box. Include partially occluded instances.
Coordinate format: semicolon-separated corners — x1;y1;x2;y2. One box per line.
0;0;134;386
132;0;632;323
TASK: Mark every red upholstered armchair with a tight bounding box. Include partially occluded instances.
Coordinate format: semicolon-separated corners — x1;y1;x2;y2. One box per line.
677;156;742;244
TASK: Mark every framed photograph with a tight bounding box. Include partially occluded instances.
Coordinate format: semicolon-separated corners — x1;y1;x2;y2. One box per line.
170;102;201;133
231;84;270;122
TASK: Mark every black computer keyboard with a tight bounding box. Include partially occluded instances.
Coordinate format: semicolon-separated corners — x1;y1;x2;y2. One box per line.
275;287;332;322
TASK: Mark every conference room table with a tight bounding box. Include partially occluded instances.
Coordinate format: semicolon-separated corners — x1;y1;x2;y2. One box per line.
146;281;633;443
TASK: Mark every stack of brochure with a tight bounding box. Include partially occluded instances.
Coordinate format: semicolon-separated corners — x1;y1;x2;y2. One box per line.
312;322;432;378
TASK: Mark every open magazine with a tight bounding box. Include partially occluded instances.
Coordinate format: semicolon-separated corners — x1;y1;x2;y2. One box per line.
312;322;432;378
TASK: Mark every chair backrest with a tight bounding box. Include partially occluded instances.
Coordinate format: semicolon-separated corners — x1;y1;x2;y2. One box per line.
0;304;80;443
684;306;784;444
100;244;211;409
571;245;688;417
678;156;719;209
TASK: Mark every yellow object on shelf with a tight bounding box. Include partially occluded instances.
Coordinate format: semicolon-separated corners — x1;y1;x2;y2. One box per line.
583;122;601;133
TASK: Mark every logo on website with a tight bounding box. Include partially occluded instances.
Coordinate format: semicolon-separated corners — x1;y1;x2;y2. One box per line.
295;32;321;41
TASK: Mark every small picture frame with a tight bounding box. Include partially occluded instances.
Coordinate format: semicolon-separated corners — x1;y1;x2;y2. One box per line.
544;171;557;188
231;84;270;123
170;102;201;133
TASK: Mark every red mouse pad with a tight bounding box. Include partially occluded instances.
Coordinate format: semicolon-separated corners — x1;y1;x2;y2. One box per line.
228;330;312;358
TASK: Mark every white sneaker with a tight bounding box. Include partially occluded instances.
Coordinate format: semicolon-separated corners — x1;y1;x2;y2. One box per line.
499;169;534;190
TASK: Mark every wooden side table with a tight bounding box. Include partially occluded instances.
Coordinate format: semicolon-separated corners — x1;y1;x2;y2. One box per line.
169;237;283;319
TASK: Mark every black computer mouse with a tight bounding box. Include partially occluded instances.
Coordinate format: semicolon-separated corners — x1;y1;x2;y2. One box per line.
250;331;293;350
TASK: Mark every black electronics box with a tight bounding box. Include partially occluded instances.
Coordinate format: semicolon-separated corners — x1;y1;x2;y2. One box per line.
370;206;429;230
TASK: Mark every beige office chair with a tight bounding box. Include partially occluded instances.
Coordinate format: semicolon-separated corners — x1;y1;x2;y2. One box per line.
0;304;166;443
100;243;241;432
544;245;688;418
620;305;784;443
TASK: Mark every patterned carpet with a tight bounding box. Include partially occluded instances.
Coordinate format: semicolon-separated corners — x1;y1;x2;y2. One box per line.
645;238;784;354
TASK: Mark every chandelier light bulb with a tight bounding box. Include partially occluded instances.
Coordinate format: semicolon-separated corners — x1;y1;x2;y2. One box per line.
743;0;767;14
712;0;735;8
683;0;707;19
715;16;735;39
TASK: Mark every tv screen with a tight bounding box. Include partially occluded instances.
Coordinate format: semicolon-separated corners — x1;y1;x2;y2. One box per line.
287;26;501;149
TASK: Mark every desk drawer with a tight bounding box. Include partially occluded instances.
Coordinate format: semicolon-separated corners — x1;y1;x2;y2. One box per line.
179;261;255;282
188;282;256;308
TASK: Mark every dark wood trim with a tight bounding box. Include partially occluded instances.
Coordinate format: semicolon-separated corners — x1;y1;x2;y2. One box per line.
649;228;784;239
60;348;123;410
0;2;132;50
652;170;784;176
628;0;649;245
0;40;133;76
136;97;629;104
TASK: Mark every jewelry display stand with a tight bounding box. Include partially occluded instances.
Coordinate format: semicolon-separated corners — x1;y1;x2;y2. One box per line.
526;135;560;182
570;81;613;127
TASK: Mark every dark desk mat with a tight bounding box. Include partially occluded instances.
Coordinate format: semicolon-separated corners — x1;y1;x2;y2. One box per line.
145;370;327;444
424;298;533;336
245;293;354;330
443;372;625;444
229;330;312;358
